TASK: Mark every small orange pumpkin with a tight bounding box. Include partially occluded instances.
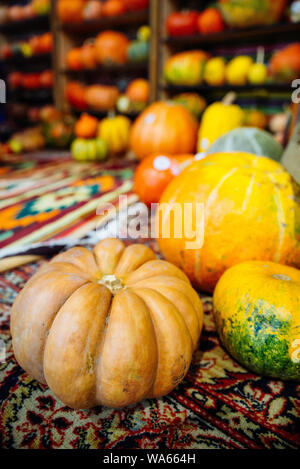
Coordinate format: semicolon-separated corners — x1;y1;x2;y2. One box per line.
102;0;127;16
66;48;83;70
57;0;85;23
75;113;99;139
130;101;198;160
126;78;150;103
66;81;88;110
85;84;119;111
269;43;300;80
11;239;203;409
80;43;98;69
95;30;130;64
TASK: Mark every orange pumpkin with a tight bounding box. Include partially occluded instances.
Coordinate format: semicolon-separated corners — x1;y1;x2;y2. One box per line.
269;43;300;80
85;84;119;110
66;48;83;70
95;30;130;64
11;239;203;409
80;43;98;69
102;0;127;16
126;78;149;103
75;113;99;138
130;101;198;160
66;81;88;110
57;0;85;23
134;153;194;206
156;152;300;293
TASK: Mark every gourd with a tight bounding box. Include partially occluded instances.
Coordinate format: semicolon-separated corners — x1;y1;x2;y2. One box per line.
172;93;206;120
218;0;287;28
156;152;300;292
98;114;131;155
130;101;198;160
269;43;300;81
127;40;149;63
11;239;203;409
213;261;300;381
84;85;119;111
206;127;283;161
197;94;244;152
164;50;209;86
95;31;130;65
71;138;108;161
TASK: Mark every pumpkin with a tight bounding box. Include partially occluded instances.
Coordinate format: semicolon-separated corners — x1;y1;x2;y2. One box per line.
83;0;103;19
164;51;209;86
269;43;300;81
130;101;198;160
71;138;108;161
218;0;287;28
75;113;99;139
197;8;225;34
80;43;98;69
197;96;244;152
102;0;127;16
156;152;300;292
42;115;75;149
134;153;194;206
172;93;206;120
66;81;88;110
95;31;130;65
10;239;203;409
206;127;283;161
213;261;300;380
127;40;149;63
126;78;149;103
84;85;119;111
57;0;85;23
98;114;131;155
243;109;268;129
67;48;83;70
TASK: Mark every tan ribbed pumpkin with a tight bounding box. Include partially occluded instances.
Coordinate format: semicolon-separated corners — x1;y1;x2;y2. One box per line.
11;239;203;409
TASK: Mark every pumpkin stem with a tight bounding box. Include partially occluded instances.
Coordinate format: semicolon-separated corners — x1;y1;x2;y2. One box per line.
98;274;125;294
222;92;237;106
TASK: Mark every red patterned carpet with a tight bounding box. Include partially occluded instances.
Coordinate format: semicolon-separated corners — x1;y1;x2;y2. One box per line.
0;153;299;449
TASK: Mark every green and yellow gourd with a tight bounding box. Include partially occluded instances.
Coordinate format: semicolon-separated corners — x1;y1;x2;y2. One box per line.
213;261;300;381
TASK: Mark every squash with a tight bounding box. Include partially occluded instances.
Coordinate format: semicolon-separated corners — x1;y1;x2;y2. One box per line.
130;101;198;160
127;40;149;63
98;114;131;155
85;85;119;111
218;0;287;28
206;127;283;161
57;0;85;23
134;153;194;206
66;48;83;70
75;113;99;139
126;78;149;103
71;138;108;161
156;152;300;292
164;50;209;86
80;42;98;69
213;261;300;380
243;109;268;129
42;115;75;149
11;239;203;409
172;93;206;120
197;95;244;152
66;81;88;110
95;31;130;65
269;43;300;81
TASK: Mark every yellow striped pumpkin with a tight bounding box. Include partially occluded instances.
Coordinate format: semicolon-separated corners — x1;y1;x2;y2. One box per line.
156;152;300;292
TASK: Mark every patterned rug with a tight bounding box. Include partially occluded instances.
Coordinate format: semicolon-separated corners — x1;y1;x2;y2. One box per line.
0;153;300;449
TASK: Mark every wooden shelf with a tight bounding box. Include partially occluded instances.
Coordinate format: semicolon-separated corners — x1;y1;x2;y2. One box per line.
60;9;149;35
69;107;140;120
10;89;53;104
62;62;148;77
163;22;300;48
0;14;50;36
162;83;293;94
3;53;52;71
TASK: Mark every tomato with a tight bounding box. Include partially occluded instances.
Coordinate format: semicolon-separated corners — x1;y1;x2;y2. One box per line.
122;0;149;11
134;153;194;206
22;73;41;89
8;72;23;89
39;70;53;88
66;82;88;110
197;8;225;34
166;10;199;37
